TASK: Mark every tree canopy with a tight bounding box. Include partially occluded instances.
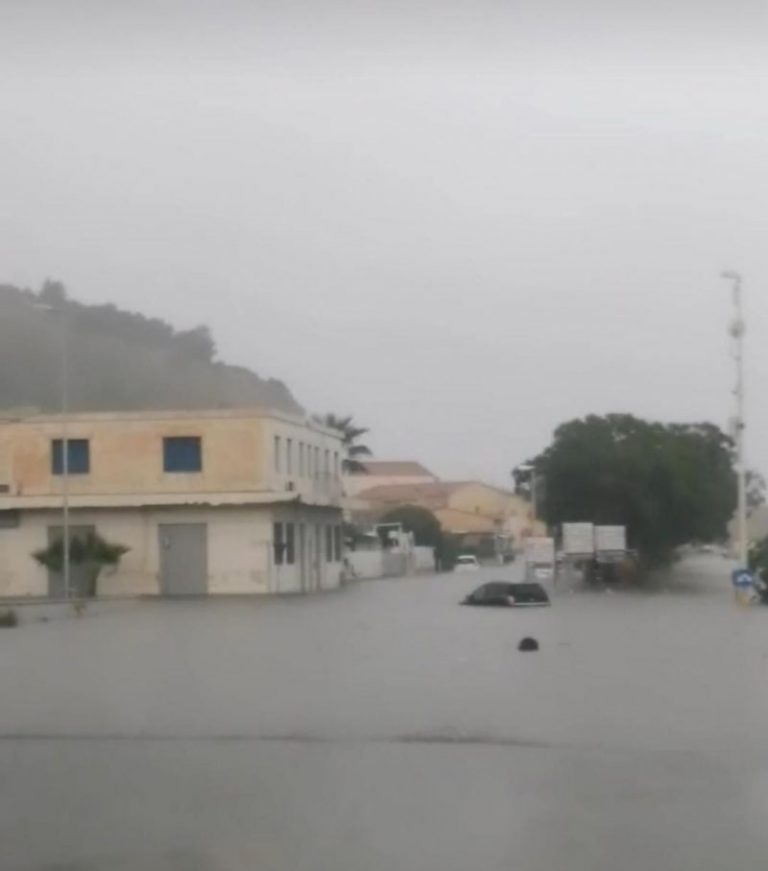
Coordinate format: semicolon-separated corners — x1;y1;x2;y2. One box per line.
379;505;443;548
527;414;737;559
321;413;372;472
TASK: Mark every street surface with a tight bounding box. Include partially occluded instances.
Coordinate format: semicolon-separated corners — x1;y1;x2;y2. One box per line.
2;555;768;870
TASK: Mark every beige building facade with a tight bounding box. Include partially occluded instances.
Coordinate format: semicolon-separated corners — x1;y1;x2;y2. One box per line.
355;480;544;547
0;408;344;598
343;461;437;497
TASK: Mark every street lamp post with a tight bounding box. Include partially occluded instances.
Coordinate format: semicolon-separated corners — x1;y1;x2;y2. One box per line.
722;271;747;568
60;314;70;599
36;302;70;598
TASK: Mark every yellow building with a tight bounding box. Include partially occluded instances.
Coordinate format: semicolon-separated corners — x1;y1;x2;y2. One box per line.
0;408;344;597
343;461;437;497
355;480;543;551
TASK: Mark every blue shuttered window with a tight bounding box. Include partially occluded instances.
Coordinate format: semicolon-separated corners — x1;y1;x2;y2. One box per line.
163;437;202;473
51;439;90;475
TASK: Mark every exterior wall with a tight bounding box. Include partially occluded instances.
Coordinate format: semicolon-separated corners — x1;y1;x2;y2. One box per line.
346;550;385;580
269;505;344;594
0;409;343;505
0;503;343;598
445;485;534;544
263;417;343;504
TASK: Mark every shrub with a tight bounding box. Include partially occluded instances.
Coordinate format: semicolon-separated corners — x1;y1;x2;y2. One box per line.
0;609;18;628
32;531;129;597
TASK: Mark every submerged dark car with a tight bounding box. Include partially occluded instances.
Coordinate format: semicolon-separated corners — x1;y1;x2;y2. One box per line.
462;581;551;607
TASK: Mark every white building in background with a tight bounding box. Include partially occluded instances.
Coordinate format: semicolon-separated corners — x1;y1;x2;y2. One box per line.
0;408;344;598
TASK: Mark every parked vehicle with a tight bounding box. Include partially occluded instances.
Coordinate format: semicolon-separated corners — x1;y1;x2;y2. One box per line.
462;581;551;607
455;554;480;572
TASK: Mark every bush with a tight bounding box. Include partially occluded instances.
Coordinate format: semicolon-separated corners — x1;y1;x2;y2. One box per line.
0;609;18;628
33;531;128;573
32;531;129;597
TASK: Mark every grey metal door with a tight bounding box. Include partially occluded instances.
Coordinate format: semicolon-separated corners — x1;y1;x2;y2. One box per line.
314;523;323;590
47;525;95;598
298;523;307;592
158;523;208;596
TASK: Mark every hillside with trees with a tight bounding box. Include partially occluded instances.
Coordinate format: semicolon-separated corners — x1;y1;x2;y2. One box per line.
0;280;301;414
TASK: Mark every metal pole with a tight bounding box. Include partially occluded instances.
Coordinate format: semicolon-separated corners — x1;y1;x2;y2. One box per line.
723;271;747;567
60;312;70;599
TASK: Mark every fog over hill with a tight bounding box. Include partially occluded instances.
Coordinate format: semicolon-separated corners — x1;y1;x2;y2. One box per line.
0;280;302;415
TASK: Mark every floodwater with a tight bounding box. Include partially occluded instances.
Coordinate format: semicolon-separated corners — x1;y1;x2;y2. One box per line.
2;555;768;870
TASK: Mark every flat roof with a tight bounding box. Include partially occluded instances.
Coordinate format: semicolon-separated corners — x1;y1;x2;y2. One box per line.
0;407;342;437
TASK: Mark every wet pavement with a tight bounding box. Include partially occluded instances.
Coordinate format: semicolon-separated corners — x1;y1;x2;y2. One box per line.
2;555;768;870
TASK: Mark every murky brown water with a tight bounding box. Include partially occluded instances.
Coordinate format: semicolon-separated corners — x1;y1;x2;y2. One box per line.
2;555;767;870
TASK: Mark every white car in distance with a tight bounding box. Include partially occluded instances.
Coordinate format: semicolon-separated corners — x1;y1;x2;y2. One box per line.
455;554;480;572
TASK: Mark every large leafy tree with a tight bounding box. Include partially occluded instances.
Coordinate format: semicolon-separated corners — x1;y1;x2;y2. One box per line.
526;414;737;559
379;505;443;547
321;414;372;472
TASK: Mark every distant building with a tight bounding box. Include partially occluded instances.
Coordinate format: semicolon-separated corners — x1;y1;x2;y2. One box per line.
0;408;344;597
354;480;541;555
343;460;437;497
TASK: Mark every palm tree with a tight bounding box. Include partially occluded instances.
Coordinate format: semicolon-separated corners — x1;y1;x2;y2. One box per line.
321;413;372;473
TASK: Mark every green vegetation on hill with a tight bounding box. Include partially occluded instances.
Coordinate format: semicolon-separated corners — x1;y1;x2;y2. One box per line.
0;280;301;414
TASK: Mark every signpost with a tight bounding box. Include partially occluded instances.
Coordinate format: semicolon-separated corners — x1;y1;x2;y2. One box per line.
525;536;555;584
595;525;626;554
562;523;595;556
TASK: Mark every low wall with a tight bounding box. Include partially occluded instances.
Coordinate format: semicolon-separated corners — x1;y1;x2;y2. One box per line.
346;548;435;580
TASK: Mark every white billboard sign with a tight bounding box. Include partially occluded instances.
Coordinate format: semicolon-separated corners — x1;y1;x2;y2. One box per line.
525;536;555;565
562;522;595;556
595;525;626;554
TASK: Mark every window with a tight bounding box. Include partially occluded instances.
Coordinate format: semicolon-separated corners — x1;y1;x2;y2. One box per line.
324;449;330;476
286;438;293;475
333;452;339;478
325;525;333;563
286;522;295;565
314;447;319;478
0;510;19;529
274;435;281;473
163;436;202;473
298;442;305;477
273;522;284;565
334;525;342;562
52;439;90;475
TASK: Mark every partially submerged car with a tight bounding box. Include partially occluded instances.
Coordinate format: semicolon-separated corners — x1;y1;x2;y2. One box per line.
462;581;551;607
455;554;480;572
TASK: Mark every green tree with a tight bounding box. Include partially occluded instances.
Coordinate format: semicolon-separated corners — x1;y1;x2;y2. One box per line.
33;531;129;598
529;414;737;561
379;505;443;547
321;413;372;472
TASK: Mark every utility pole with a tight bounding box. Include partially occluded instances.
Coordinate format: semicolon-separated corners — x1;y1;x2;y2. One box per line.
60;311;70;599
722;271;747;568
36;301;70;598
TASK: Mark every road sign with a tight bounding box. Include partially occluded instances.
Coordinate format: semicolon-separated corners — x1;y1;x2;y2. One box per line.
562;523;594;556
595;525;627;554
731;569;753;588
525;537;555;566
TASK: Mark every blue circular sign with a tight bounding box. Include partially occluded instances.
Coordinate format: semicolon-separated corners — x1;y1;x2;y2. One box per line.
732;569;753;588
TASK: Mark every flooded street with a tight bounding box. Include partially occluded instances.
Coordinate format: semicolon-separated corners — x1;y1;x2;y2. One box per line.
2;555;768;870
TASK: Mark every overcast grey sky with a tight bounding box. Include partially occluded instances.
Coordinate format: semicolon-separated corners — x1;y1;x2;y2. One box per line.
1;1;767;485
